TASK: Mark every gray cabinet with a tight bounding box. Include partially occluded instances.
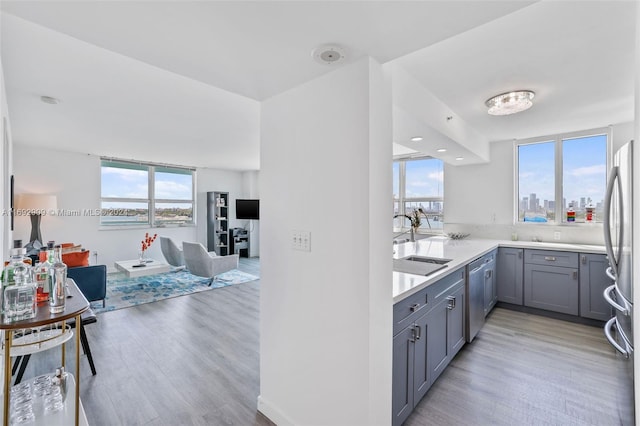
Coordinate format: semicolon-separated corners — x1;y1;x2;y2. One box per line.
496;248;524;305
579;253;613;321
482;250;497;316
392;268;465;426
523;249;579;315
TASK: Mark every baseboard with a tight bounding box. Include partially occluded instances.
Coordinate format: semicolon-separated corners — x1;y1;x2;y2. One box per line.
257;395;295;426
495;302;606;328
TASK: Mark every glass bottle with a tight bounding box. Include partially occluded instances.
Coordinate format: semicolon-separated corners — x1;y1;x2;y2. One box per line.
49;245;67;314
2;248;37;323
35;242;55;303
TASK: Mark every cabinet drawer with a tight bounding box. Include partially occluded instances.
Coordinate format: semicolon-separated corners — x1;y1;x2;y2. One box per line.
393;289;429;335
524;249;578;268
429;268;465;307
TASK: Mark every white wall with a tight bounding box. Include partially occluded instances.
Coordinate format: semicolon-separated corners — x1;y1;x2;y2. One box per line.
0;62;12;261
259;57;392;425
13;145;250;269
445;122;634;245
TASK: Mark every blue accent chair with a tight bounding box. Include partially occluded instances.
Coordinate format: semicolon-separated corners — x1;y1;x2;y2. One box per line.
67;265;107;308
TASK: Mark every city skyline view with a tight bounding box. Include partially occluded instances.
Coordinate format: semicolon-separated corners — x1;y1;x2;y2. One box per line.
518;134;607;222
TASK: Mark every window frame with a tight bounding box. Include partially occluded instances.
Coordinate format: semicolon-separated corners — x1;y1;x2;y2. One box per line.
393;156;444;233
514;127;610;225
100;158;196;228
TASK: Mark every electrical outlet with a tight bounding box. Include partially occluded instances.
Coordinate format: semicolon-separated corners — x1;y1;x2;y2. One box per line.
553;231;561;240
291;230;311;252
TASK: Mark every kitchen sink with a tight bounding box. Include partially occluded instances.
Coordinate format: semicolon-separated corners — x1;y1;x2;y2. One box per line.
393;256;452;277
402;255;451;265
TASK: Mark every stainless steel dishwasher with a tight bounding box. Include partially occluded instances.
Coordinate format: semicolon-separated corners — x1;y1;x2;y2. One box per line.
466;256;486;342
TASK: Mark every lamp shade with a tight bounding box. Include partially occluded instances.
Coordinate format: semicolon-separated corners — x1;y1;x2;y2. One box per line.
15;194;57;211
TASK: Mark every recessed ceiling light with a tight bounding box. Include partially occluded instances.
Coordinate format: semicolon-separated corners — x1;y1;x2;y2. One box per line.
410;136;423;142
40;96;60;105
436;148;447;153
485;90;534;116
455;157;464;161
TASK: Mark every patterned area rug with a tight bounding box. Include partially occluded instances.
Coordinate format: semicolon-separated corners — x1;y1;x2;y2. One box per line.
95;269;259;313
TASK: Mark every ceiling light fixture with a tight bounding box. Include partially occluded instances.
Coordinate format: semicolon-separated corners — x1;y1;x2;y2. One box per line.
312;44;346;65
410;136;423;142
455;157;464;161
40;96;60;105
436;148;447;153
485;90;534;116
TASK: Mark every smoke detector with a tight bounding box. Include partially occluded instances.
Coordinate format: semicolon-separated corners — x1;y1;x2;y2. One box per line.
312;44;346;65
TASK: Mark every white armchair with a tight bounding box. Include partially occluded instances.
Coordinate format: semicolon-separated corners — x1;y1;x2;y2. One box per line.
183;242;239;285
160;236;185;270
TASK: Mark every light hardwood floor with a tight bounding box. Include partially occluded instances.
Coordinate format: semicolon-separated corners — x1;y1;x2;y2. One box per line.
22;260;627;425
405;308;627;426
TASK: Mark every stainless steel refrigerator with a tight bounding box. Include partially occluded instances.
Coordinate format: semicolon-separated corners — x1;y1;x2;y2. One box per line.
603;140;634;425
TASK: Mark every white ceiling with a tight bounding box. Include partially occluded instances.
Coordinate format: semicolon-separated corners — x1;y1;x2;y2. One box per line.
0;1;636;170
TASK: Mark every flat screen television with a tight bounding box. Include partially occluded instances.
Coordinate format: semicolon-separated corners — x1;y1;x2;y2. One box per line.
236;199;260;220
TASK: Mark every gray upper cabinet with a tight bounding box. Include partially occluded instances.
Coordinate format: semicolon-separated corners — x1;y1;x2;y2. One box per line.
579;253;613;321
523;249;579;315
496;248;524;305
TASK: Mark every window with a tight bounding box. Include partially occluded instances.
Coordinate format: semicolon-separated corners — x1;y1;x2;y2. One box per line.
393;157;444;232
517;129;608;224
101;159;195;226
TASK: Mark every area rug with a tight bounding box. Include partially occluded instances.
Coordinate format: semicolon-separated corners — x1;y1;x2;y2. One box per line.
94;269;259;313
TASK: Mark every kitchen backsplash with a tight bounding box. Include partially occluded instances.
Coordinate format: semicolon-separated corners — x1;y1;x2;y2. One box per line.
443;223;605;246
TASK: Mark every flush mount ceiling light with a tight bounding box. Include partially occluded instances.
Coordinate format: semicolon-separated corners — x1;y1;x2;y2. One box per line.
40;95;60;105
455;157;464;161
410;136;423;142
436;148;447;153
485;90;534;116
312;44;346;65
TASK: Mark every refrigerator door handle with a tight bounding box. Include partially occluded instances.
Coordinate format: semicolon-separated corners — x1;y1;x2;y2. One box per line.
603;166;622;278
603;284;630;315
604;317;631;358
605;266;616;282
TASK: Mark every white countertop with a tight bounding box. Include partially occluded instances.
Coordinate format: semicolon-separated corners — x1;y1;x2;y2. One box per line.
392;236;606;302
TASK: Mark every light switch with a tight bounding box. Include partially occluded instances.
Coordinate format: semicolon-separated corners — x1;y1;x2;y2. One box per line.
291;230;311;252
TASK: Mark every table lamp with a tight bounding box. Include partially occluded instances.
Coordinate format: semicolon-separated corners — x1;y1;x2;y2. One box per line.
14;194;57;246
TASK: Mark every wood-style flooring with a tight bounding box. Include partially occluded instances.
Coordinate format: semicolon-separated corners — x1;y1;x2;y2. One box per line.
405;307;627;426
21;260;627;425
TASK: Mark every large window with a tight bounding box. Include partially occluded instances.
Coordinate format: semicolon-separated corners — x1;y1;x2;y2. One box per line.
517;129;608;224
101;159;195;226
393;157;444;232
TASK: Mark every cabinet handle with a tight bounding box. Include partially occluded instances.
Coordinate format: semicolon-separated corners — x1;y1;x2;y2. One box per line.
410;326;416;343
415;325;421;340
518;251;523;259
410;303;420;312
573;271;578;280
485;269;492;279
544;256;556;262
581;255;587;264
446;296;456;310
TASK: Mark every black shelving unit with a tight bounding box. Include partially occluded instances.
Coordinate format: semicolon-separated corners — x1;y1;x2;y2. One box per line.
207;191;229;256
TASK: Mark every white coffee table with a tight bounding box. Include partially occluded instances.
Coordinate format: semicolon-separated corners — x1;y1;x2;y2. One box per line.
114;259;171;278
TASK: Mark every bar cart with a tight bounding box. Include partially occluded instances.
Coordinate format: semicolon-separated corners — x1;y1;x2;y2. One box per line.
0;279;89;425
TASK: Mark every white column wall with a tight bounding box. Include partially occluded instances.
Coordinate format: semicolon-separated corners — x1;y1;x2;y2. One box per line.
258;57;392;425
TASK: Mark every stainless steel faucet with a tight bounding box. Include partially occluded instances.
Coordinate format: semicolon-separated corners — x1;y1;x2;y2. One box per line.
393;214;415;242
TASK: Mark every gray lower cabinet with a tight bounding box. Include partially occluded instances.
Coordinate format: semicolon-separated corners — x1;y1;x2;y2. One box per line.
579;253;613;321
482;250;497;316
496;247;524;305
523;249;579;315
392;269;465;426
